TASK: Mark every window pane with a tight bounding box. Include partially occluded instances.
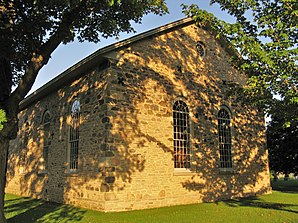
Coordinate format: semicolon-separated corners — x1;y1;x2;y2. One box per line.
173;100;191;169
69;101;80;170
218;108;232;168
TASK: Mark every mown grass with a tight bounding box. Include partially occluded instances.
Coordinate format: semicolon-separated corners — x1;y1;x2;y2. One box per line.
5;180;298;223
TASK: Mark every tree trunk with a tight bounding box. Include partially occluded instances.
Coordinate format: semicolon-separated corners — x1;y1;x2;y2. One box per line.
0;57;14;223
0;112;18;223
0;133;9;223
0;57;12;104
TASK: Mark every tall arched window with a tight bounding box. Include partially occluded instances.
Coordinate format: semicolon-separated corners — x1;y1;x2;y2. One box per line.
41;110;51;171
218;107;232;169
173;100;191;169
69;99;80;171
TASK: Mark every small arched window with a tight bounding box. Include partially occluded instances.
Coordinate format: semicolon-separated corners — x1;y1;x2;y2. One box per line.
69;99;80;171
218;106;232;169
196;41;206;58
42;111;51;125
173;100;191;169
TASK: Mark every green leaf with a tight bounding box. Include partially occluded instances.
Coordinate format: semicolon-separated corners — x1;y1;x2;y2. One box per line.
0;109;7;131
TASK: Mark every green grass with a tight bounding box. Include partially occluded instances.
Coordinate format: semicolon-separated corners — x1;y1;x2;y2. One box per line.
5;180;298;223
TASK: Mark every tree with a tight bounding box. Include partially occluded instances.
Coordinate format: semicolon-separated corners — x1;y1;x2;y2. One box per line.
0;1;168;221
267;115;298;177
182;0;298;125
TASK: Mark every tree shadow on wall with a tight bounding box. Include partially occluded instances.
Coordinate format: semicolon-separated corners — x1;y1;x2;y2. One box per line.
5;196;86;223
104;23;271;203
7;107;50;200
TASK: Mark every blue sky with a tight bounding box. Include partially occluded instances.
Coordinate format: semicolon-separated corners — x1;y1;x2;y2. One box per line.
29;1;233;94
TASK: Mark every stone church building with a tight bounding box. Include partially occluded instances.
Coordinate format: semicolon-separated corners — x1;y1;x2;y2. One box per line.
6;18;271;211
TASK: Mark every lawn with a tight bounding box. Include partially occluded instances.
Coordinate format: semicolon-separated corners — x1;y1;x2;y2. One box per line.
4;180;298;223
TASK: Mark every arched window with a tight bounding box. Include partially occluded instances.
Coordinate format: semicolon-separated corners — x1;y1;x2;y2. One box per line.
173;100;191;169
69;99;80;170
43;111;51;125
196;41;206;58
218;107;232;169
41;110;51;171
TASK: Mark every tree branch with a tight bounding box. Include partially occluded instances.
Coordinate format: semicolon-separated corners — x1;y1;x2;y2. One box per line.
9;0;87;108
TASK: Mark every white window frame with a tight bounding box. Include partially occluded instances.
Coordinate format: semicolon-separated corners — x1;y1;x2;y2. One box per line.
217;106;233;170
39;110;51;173
68;99;80;172
173;100;192;171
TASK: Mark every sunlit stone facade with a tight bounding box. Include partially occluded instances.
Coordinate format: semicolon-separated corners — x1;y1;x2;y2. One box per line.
6;18;271;212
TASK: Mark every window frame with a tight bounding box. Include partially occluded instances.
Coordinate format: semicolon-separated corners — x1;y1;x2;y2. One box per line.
68;99;80;172
217;106;233;171
39;110;51;173
172;99;192;172
196;41;206;58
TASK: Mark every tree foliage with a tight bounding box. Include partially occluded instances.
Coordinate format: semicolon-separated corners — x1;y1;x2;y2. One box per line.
1;0;168;85
182;0;298;125
267;116;298;175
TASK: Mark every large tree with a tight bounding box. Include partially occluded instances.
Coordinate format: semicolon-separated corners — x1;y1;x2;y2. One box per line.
183;0;297;125
0;1;167;222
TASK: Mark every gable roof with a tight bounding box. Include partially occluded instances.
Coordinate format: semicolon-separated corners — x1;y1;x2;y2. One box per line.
20;17;195;110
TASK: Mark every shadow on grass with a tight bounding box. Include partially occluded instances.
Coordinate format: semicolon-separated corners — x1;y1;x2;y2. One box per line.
5;197;86;223
220;180;298;215
222;196;298;215
271;180;298;194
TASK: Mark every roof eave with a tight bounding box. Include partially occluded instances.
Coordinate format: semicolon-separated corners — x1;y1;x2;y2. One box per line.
19;17;194;110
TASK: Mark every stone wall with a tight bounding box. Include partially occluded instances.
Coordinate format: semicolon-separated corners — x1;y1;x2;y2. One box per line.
6;67;111;210
6;22;271;212
98;23;271;211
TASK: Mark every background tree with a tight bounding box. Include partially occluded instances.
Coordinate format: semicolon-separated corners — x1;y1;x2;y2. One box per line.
267;115;298;178
183;0;297;125
0;1;168;222
0;110;7;130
